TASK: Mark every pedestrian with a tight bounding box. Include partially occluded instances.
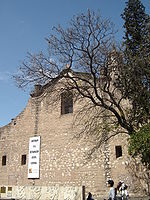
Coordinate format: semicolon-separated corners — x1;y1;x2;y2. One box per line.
120;181;129;200
107;179;116;200
87;192;94;200
116;181;122;200
116;181;129;200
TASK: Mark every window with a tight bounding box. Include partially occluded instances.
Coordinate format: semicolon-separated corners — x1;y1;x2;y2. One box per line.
1;186;6;193
21;155;26;165
2;155;6;166
115;146;122;158
61;91;73;115
8;187;12;192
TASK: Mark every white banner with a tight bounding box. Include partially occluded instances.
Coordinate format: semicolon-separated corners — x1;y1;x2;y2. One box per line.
28;136;40;179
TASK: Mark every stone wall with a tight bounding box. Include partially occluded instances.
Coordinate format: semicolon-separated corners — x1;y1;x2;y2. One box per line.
0;185;84;200
0;82;147;199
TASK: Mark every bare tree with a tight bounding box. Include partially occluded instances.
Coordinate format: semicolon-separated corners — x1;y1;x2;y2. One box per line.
14;10;136;136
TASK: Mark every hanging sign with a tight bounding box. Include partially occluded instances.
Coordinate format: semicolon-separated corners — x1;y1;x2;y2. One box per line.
28;136;40;178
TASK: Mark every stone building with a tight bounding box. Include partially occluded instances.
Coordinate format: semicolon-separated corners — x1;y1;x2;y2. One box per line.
0;74;145;200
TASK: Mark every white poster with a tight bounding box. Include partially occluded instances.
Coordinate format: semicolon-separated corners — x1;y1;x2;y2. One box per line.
28;136;40;178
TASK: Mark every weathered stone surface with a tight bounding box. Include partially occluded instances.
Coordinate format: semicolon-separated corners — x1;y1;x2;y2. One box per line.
0;185;83;200
0;82;148;199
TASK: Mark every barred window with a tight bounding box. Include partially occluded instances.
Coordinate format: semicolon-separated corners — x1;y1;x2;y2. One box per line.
1;186;6;193
61;91;73;115
8;187;12;191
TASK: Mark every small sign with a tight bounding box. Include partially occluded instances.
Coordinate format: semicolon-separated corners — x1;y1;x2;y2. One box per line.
28;136;40;178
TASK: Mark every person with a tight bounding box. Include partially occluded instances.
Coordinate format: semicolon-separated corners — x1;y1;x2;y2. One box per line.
116;181;122;200
87;192;94;200
107;179;116;200
120;182;129;200
116;181;129;200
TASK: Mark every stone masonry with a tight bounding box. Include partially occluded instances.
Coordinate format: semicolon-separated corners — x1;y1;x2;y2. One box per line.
0;80;147;200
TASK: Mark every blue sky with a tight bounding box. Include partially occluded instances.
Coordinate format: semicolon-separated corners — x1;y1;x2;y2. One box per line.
0;0;150;127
